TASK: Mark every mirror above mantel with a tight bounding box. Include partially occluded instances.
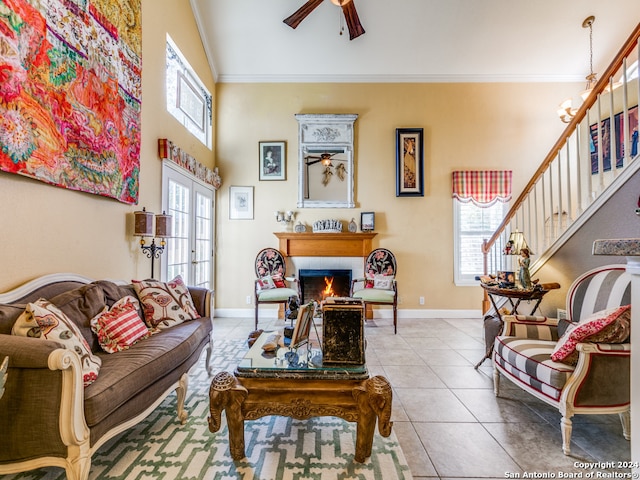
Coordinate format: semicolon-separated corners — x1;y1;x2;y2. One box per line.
295;113;358;208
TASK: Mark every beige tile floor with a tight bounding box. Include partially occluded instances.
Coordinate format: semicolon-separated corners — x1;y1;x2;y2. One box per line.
213;314;631;480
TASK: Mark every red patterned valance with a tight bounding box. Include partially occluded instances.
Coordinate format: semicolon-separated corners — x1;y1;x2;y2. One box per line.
452;171;512;206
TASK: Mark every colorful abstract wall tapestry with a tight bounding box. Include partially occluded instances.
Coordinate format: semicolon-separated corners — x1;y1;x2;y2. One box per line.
0;0;141;204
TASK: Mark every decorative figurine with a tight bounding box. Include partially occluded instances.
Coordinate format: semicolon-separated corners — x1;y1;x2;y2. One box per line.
518;248;532;289
503;240;514;255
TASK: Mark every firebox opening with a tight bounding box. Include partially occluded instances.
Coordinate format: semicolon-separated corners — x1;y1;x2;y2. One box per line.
299;269;352;304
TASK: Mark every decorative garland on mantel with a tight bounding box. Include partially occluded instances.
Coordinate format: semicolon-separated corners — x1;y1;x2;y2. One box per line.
158;138;222;189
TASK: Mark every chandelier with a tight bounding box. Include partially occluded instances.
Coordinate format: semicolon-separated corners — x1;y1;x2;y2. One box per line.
557;16;622;123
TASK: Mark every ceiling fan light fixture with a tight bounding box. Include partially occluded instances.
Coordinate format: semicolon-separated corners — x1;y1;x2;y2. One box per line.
330;0;352;6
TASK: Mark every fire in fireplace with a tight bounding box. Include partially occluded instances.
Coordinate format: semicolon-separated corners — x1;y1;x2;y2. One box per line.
299;269;352;304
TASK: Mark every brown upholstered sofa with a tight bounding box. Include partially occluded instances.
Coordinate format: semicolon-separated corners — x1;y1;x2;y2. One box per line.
0;273;213;480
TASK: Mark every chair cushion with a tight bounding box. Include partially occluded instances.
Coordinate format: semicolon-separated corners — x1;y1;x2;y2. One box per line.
494;336;575;400
551;305;630;365
257;287;298;302
352;288;395;303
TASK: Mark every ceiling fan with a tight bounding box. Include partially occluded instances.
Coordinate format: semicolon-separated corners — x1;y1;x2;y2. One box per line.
305;152;348;185
304;152;342;166
284;0;365;41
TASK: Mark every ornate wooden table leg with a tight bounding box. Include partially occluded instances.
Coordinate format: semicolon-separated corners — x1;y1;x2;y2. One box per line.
353;375;393;463
208;372;248;460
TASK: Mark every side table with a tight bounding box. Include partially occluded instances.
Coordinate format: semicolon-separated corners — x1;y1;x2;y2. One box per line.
474;282;560;368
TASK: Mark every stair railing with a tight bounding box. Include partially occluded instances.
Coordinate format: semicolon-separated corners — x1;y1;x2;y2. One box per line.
481;23;640;314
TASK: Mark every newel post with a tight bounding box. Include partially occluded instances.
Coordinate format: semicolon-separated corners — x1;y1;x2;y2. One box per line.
481;239;490;314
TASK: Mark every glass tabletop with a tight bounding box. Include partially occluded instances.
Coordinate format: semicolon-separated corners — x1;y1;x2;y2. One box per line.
235;332;369;380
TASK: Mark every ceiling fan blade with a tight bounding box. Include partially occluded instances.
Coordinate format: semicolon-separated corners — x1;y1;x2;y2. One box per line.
284;0;324;29
341;1;365;40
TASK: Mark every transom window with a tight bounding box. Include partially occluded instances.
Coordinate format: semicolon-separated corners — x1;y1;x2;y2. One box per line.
166;35;212;148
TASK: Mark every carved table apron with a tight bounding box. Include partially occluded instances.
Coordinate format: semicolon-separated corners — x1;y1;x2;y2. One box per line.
207;334;392;462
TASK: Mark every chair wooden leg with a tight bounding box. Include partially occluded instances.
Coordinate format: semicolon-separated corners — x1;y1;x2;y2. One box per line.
620;410;631;440
560;415;573;455
254;303;258;331
393;304;397;334
493;367;500;396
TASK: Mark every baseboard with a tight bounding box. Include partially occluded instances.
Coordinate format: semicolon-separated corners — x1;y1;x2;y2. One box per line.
214;307;482;319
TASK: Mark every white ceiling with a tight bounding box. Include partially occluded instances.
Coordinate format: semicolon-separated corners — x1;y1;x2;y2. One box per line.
190;0;639;84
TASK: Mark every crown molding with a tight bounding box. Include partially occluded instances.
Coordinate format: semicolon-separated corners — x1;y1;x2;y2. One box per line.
215;73;586;84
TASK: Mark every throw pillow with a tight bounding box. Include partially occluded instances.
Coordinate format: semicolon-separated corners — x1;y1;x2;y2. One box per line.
91;296;151;353
272;274;287;288
11;299;102;386
132;275;200;330
551;305;631;365
373;274;394;290
257;275;276;291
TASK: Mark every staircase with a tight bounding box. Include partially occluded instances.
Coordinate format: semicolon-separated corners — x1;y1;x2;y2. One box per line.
481;23;640;313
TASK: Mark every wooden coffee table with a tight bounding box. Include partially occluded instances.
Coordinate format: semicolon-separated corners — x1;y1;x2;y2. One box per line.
208;332;393;462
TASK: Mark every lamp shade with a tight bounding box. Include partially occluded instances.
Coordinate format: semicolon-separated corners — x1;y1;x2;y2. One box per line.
134;208;154;236
506;230;533;256
155;212;173;238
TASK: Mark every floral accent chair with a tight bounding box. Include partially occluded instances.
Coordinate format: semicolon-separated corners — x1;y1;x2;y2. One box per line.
254;248;300;330
493;265;631;455
350;248;398;333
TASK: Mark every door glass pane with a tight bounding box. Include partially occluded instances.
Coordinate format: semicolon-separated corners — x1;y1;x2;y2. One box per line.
168;179;190;281
194;189;212;289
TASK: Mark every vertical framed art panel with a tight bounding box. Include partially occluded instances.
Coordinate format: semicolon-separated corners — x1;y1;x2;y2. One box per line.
259;141;286;181
396;128;424;197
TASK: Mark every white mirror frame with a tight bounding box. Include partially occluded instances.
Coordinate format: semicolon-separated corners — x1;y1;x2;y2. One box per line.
295;113;358;208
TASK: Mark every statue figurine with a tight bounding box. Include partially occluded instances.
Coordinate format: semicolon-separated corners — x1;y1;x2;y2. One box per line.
518;248;532;289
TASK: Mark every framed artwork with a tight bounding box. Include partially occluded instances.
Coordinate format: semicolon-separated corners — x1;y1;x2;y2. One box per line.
396;128;424;197
361;212;375;232
590;105;638;174
229;186;254;220
259;141;286;181
290;302;314;348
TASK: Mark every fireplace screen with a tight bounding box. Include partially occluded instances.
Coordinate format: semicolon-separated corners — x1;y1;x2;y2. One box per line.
299;269;352;304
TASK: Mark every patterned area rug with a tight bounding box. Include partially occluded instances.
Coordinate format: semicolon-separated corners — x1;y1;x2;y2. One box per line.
5;339;412;479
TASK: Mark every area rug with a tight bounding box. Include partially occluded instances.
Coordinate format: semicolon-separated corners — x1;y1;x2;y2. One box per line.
4;339;412;479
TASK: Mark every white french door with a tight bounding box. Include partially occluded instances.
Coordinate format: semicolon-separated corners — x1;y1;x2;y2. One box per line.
161;162;215;289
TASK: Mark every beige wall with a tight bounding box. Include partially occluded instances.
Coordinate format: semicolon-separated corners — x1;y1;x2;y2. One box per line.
215;82;577;312
0;0;214;291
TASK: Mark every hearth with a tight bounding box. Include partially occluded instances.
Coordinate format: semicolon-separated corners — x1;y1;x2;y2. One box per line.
299;269;352;304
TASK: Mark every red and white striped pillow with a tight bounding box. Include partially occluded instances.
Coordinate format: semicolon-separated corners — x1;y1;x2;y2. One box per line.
91;296;151;353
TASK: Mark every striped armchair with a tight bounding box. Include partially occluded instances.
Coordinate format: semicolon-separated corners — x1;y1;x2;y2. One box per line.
493;265;631;455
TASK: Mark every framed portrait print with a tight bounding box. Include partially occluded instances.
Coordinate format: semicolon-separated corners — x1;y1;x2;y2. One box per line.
259;141;286;181
361;212;375;232
229;186;254;220
396;128;424;197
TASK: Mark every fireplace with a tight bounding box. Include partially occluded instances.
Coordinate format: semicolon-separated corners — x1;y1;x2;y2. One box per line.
299;269;352;304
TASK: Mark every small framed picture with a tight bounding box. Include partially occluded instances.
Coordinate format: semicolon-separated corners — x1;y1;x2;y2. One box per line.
290;302;314;349
259;141;286;181
396;128;424;197
229;186;254;220
361;212;375;232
